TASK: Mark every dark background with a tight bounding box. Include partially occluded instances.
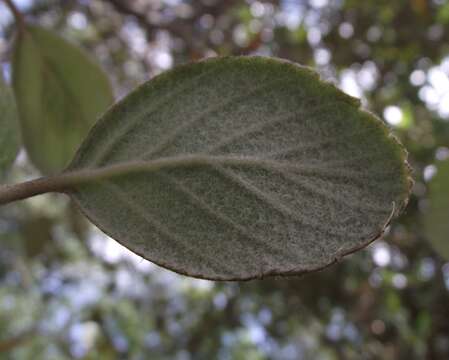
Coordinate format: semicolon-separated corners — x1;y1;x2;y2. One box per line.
0;0;449;359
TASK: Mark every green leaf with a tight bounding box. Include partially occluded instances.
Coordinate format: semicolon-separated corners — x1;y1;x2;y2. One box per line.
66;57;411;280
12;25;114;174
0;70;20;177
425;160;449;259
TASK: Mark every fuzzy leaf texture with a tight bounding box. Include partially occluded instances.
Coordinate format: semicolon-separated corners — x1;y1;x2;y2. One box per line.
425;160;449;260
12;25;114;174
0;70;20;178
66;57;411;280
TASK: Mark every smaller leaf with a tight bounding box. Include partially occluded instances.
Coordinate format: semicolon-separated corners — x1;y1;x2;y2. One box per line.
0;70;20;178
425;160;449;259
12;25;114;174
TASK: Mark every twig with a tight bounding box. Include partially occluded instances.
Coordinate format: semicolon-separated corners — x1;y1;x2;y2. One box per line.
0;327;37;353
2;0;26;31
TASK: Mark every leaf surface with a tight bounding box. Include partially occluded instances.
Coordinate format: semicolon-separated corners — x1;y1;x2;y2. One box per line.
12;25;114;174
0;70;20;177
67;57;411;280
425;160;449;259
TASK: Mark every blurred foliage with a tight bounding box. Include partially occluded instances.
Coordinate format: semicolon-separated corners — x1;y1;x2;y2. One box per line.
425;159;449;260
0;68;20;177
0;0;449;359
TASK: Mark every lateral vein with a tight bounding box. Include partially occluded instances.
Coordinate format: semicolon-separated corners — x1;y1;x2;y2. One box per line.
139;77;288;160
158;172;299;264
103;181;234;276
88;66;219;167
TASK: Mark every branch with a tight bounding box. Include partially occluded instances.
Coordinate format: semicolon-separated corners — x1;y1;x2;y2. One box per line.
0;176;69;205
2;0;25;30
0;327;37;353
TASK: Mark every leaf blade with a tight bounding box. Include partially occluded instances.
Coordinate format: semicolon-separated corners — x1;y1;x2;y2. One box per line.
67;56;411;280
425;159;449;260
12;25;114;174
0;69;20;178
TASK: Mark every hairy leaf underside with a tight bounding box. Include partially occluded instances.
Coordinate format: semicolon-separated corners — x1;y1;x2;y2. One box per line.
67;57;411;280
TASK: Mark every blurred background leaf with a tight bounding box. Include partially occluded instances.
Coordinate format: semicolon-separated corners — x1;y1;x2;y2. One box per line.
425;159;449;260
12;25;114;175
0;68;20;179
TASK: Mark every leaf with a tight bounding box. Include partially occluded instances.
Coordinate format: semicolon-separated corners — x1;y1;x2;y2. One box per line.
66;56;411;280
0;70;21;178
425;160;449;259
12;25;114;175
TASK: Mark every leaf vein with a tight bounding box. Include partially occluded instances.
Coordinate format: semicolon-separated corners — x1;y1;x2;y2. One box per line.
205;100;342;154
158;172;299;264
272;166;389;213
213;164;346;237
103;181;235;276
88;66;219;167
140;77;290;160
